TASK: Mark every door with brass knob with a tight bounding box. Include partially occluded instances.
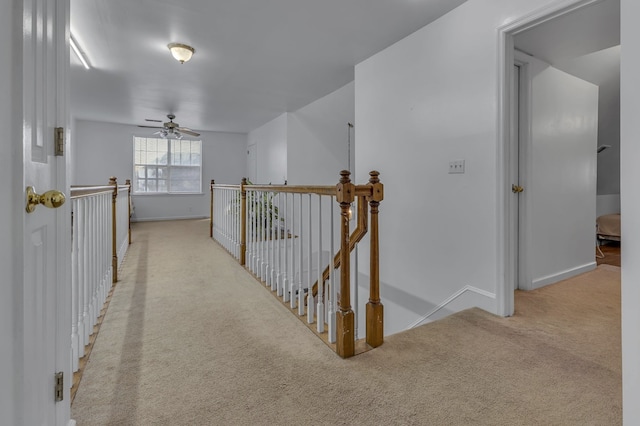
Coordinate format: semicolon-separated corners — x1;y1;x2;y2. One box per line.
7;0;72;422
25;186;66;213
512;184;524;194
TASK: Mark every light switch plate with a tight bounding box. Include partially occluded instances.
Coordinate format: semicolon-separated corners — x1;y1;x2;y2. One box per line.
449;159;465;174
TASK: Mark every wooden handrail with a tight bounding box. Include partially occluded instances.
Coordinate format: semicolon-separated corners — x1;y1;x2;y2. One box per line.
70;186;114;198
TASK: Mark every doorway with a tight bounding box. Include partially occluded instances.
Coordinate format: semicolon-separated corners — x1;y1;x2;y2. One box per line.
498;0;620;316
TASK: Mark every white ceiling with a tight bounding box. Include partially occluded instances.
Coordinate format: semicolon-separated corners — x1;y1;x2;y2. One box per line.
70;0;467;134
514;0;620;86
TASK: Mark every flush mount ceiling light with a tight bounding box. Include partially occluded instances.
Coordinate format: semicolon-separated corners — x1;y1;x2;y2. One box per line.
168;43;195;64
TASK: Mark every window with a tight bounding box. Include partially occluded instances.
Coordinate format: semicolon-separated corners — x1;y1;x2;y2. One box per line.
133;137;202;193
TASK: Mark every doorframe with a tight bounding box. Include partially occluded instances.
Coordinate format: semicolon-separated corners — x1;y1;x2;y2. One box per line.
496;0;605;316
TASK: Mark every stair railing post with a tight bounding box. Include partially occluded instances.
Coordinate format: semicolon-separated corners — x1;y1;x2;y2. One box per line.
125;179;132;244
336;170;355;357
210;179;215;238
366;171;384;347
240;178;247;266
109;176;118;283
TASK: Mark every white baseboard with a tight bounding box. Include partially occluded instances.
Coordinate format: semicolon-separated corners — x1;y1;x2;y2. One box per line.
531;261;597;290
131;215;208;222
408;285;496;329
117;237;129;268
68;420;77;426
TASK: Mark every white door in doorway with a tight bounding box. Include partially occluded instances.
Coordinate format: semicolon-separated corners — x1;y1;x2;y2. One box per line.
515;52;598;291
6;0;71;424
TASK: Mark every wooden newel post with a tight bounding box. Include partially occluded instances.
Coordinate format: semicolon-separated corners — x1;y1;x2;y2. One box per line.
109;176;118;283
210;179;215;238
366;171;384;347
336;170;355;358
125;179;131;245
240;178;247;266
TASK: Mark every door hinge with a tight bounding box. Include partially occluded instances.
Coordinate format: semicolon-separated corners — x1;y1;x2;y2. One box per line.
54;127;64;156
54;372;64;402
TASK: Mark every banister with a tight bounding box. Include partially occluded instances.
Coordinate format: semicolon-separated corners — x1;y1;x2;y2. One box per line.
311;195;368;298
70;176;132;379
70;186;114;198
209;170;383;358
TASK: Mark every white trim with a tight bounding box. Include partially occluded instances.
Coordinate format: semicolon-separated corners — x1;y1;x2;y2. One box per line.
530;262;597;290
408;286;496;329
496;0;607;317
131;215;208;222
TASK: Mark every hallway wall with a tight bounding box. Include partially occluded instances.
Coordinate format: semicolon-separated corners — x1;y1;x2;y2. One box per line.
74;120;246;221
354;0;581;334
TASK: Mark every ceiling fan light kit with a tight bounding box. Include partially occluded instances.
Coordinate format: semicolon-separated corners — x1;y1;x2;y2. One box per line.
168;43;195;64
138;114;200;139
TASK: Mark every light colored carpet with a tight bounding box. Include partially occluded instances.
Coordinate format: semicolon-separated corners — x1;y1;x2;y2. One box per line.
71;220;621;425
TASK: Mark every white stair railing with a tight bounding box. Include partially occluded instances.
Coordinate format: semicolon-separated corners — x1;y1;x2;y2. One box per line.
70;178;131;372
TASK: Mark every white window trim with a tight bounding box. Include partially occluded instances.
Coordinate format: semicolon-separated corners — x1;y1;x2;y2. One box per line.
132;136;203;195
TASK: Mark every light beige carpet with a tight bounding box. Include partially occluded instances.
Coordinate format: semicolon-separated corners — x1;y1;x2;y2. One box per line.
71;220;621;425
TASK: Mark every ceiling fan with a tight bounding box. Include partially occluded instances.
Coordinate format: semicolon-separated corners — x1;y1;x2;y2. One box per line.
138;114;200;139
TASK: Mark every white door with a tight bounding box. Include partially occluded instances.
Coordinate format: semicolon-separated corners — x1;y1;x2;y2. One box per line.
8;0;71;424
510;64;522;291
515;52;598;291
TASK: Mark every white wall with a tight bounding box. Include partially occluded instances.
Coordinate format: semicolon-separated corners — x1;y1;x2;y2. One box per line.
597;193;620;217
75;120;246;221
247;113;287;184
288;81;355;185
621;0;640;422
525;58;598;289
354;0;579;335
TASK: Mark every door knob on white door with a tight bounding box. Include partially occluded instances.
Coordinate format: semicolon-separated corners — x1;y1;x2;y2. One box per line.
25;186;66;213
511;184;524;194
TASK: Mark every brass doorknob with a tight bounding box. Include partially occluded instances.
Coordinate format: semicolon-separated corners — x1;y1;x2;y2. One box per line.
511;184;524;194
26;186;66;213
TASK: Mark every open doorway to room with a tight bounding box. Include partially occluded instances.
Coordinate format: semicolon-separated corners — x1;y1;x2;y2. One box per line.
499;0;620;316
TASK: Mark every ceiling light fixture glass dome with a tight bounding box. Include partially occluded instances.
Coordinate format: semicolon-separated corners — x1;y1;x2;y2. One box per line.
168;43;195;64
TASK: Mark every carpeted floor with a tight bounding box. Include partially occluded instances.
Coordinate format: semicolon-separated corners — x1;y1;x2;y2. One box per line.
71;219;621;425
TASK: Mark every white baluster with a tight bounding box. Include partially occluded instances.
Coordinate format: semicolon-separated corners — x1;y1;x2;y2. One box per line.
250;189;255;272
328;198;336;343
317;195;324;333
262;191;268;282
280;193;288;299
71;200;80;371
298;194;304;316
77;198;86;353
307;194;314;323
83;197;91;344
290;193;296;309
354;244;359;339
235;188;240;259
269;193;280;291
277;192;285;297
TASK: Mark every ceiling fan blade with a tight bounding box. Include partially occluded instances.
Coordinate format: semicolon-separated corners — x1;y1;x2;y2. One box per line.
177;127;200;137
145;119;163;122
138;125;164;129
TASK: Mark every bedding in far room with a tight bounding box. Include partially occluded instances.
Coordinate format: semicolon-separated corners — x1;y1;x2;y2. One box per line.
597;213;621;242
